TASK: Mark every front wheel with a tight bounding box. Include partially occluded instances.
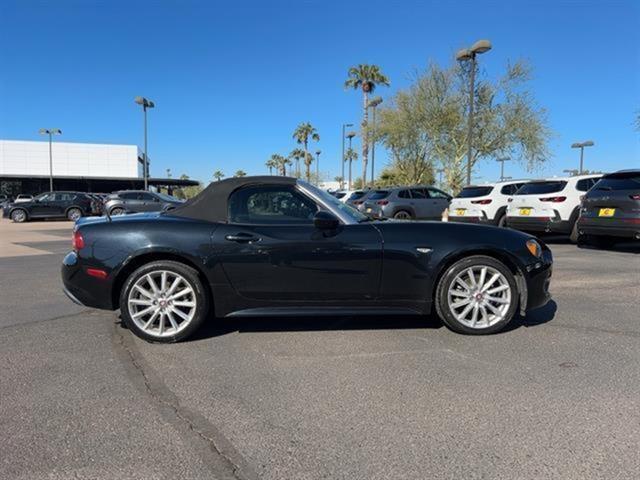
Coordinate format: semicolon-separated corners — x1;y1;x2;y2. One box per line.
393;210;413;220
120;260;209;343
11;209;27;223
435;255;518;335
110;207;125;216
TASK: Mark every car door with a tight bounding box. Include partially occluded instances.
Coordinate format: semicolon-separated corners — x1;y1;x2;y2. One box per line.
30;193;56;217
427;188;451;220
213;184;383;302
409;188;430;219
137;192;160;212
122;192;145;212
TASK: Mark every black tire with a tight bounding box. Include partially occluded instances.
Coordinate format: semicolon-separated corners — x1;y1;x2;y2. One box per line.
497;214;507;228
393;210;413;220
434;255;519;335
119;260;209;343
10;208;28;223
67;207;82;221
110;207;125;216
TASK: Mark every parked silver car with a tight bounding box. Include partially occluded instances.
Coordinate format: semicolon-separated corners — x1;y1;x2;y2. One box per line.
362;186;451;220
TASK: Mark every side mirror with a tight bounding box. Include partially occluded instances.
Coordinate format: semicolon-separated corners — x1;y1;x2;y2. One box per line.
313;211;339;230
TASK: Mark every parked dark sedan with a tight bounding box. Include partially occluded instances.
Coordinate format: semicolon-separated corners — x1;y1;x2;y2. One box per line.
103;190;183;216
4;191;93;222
62;176;552;343
578;169;640;246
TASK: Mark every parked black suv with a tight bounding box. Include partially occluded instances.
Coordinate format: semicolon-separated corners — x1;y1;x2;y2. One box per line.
103;190;183;216
3;191;94;222
578;169;640;246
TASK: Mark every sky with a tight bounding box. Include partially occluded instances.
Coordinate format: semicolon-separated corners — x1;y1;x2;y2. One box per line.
1;0;639;186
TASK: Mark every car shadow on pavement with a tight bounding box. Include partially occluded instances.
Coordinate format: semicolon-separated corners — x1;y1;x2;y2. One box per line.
540;234;640;253
168;300;557;342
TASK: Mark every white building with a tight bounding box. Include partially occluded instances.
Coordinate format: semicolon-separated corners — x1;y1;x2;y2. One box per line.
0;139;142;178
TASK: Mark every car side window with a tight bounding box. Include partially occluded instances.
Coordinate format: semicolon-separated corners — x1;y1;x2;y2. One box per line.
409;188;428;199
576;178;597;192
138;193;155;201
398;189;411;199
228;186;318;224
120;192;137;200
427;188;449;199
55;193;73;202
500;184;514;195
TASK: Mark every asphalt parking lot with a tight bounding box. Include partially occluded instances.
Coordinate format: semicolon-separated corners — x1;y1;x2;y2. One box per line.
1;218;639;480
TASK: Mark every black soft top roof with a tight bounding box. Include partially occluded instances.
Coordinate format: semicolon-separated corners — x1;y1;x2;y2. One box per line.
167;175;297;223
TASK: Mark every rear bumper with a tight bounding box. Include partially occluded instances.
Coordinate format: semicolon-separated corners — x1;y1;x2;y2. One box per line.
578;217;640;239
61;251;115;310
449;216;495;225
506;216;572;234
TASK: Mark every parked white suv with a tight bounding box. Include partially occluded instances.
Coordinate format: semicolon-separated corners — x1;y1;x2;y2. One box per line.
448;180;529;227
506;174;601;242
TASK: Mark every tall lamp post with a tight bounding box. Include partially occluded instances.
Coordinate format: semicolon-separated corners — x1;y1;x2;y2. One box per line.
496;156;511;181
456;39;492;186
571;141;594;174
346;131;356;189
315;150;321;183
134;96;155;190
341;123;353;190
367;97;383;186
39;128;62;191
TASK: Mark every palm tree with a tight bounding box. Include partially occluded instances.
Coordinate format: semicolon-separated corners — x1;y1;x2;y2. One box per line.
344;64;390;188
269;154;289;175
234;170;247;177
344;147;358;189
213;170;225;182
334;176;344;189
303;151;314;182
265;157;277;175
289;148;305;178
293;122;320;181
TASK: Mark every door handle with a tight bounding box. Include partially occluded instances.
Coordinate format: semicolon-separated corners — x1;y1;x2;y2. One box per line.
225;233;260;243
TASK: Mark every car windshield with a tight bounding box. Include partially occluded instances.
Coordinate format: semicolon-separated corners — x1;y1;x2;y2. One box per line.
456;186;494;198
300;181;368;223
594;175;640;191
515;181;567;195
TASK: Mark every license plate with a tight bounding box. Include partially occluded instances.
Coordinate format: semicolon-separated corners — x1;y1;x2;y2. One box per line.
455;208;466;216
519;208;532;216
598;208;615;217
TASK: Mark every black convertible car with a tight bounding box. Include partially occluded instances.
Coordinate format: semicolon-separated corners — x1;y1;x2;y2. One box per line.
62;176;553;342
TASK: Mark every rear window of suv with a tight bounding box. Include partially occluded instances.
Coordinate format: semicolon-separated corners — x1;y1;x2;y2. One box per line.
368;190;389;200
515;181;567;195
348;191;367;201
593;176;640;191
456;186;494;198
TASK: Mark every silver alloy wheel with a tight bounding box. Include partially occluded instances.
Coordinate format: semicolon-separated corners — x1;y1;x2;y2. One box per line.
11;210;26;222
67;208;81;221
394;211;411;220
127;270;197;338
447;265;512;329
111;208;124;216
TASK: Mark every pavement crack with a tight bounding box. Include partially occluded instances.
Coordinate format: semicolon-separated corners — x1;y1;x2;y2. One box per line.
111;322;258;480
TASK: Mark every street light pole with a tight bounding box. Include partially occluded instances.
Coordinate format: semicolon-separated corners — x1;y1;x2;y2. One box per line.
39;128;62;191
315;150;321;183
346;131;356;190
367;97;383;186
496;157;511;181
341;123;353;190
134;96;155;190
456;39;492;186
571;141;594;174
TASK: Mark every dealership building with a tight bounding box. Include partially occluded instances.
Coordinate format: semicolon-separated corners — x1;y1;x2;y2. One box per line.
0;139;197;196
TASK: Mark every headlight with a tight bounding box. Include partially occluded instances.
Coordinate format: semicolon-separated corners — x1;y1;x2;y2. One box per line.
526;239;542;258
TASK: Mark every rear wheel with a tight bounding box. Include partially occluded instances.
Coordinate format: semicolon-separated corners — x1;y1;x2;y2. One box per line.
393;210;413;220
120;260;209;343
67;207;82;221
435;255;518;335
11;209;27;223
497;214;507;228
569;220;579;243
110;207;125;216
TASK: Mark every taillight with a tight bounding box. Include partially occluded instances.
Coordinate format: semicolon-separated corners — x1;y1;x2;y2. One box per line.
471;199;492;205
630;194;640;200
540;196;566;203
72;230;85;251
353;200;363;205
377;200;389;205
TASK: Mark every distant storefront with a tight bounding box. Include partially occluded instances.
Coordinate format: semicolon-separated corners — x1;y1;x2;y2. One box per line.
0;139;197;195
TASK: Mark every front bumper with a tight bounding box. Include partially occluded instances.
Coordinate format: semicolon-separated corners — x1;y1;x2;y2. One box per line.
578;217;640;239
523;248;553;313
61;251;115;310
506;216;572;234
